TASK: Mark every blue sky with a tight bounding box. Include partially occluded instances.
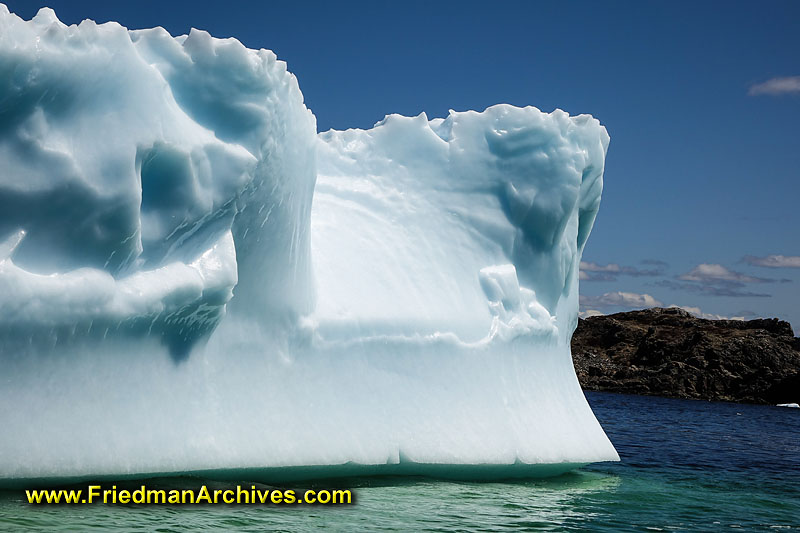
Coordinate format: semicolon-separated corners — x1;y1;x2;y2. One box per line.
5;0;800;328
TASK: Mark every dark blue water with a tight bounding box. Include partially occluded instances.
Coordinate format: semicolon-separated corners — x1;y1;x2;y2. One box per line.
580;392;800;530
1;392;798;531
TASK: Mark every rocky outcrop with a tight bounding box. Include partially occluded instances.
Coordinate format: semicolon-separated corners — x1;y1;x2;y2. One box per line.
571;307;800;404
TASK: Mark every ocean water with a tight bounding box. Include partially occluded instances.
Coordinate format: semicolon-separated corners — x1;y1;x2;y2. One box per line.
1;392;798;531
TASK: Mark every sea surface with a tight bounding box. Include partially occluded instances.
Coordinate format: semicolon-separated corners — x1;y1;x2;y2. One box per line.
1;392;798;531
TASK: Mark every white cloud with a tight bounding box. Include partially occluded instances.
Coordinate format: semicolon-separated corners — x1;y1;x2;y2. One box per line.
580;261;621;273
580;291;663;309
668;305;746;321
742;254;800;268
749;76;800;96
677;263;766;284
578;309;605;318
579;261;665;281
657;279;771;298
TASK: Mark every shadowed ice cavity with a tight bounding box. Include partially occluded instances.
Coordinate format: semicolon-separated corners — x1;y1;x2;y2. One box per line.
0;8;317;361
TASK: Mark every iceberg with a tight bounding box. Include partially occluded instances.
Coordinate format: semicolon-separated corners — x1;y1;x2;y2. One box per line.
0;4;618;485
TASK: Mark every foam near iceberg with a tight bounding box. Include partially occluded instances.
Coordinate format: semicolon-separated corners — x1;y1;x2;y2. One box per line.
0;4;618;485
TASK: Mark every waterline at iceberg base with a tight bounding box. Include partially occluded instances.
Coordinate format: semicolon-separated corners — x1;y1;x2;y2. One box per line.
0;5;618;486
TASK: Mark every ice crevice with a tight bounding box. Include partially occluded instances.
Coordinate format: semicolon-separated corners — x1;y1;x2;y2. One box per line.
0;4;618;484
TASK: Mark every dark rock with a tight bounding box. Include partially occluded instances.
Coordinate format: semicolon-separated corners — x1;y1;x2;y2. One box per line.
571;307;800;405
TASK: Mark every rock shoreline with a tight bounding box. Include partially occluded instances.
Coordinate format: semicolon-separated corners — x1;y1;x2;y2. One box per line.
571;307;800;405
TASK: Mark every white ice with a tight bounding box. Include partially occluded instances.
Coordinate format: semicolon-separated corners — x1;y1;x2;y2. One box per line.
0;5;618;484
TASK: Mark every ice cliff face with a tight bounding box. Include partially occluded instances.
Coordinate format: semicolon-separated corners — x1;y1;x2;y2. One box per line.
0;5;617;484
314;107;606;346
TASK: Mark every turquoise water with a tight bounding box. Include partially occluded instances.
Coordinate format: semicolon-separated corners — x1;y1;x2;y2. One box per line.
2;392;798;531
